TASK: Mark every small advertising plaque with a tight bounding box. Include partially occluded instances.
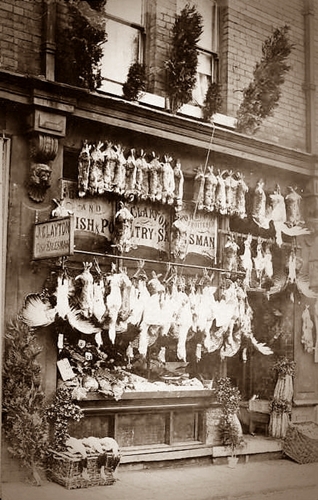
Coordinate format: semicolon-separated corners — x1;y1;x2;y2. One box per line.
33;215;74;260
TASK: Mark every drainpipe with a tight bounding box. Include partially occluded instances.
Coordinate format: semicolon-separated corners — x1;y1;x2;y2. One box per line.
41;0;56;80
303;0;316;154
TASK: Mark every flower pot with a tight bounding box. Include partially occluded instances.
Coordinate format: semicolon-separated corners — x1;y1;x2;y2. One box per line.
227;456;239;468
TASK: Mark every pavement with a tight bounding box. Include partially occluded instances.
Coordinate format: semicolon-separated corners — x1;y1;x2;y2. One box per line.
1;457;318;500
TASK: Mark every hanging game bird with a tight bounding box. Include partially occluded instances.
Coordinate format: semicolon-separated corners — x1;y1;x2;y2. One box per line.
20;271;101;335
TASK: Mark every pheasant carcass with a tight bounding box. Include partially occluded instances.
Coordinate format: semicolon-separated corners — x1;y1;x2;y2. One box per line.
203;165;217;212
161;154;175;205
104;264;124;344
124;148;137;199
112;144;126;195
89;142;105;195
138;271;165;356
301;304;314;353
75;262;94;319
241;234;253;288
173;159;184;211
192;165;205;211
103;141;117;192
78;141;91;197
235;172;248;219
92;261;106;323
195;271;217;347
215;170;227;214
129;263;150;327
169;277;193;362
253;237;265;286
148;152;162;202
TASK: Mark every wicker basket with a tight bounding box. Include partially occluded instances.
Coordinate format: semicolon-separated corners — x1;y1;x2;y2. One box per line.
47;450;120;489
283;422;318;464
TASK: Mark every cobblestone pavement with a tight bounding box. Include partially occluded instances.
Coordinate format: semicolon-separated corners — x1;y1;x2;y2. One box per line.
2;458;318;500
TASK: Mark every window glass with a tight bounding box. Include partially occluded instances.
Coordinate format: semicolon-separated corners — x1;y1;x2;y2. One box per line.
177;0;219;106
106;0;143;24
100;0;144;90
101;20;140;84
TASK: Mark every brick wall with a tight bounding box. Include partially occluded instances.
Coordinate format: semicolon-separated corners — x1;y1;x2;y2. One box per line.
0;0;316;153
0;0;42;75
225;0;307;150
147;0;176;95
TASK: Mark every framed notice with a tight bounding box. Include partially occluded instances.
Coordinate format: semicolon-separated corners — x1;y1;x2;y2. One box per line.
33;215;74;260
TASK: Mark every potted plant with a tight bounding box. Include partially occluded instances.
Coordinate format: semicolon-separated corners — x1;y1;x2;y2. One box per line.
122;62;147;101
214;377;244;467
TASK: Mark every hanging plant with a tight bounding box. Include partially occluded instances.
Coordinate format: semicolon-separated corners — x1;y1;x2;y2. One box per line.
2;319;49;485
122;62;147;101
165;4;203;113
236;25;294;134
46;385;84;452
55;0;108;90
202;82;222;122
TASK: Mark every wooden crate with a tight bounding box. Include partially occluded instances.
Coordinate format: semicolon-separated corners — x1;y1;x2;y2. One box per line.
47;450;120;489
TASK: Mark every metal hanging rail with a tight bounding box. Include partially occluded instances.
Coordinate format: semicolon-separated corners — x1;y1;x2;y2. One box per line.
73;249;241;274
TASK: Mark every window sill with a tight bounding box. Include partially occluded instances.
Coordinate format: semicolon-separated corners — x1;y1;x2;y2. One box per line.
97;83;236;129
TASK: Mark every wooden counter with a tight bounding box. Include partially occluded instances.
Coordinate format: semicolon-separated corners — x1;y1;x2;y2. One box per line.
70;390;217;453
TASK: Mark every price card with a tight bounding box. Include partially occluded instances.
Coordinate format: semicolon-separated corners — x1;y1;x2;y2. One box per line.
57;358;76;381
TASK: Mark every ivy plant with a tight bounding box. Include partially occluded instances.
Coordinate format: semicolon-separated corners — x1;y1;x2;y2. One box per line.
165;4;203;113
55;0;107;90
2;319;49;485
236;25;294;134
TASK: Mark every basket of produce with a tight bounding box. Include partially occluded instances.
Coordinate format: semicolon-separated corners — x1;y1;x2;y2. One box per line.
47;436;120;489
283;422;318;464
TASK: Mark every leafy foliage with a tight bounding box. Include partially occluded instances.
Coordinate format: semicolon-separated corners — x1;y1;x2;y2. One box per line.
56;0;107;90
202;82;222;121
122;62;147;101
2;320;49;485
271;356;296;377
214;377;241;415
214;377;244;453
165;4;203;113
236;25;293;134
46;385;84;451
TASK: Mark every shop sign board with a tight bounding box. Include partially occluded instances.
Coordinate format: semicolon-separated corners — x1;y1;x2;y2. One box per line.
176;203;217;261
61;180;114;240
33;215;74;260
128;202;171;253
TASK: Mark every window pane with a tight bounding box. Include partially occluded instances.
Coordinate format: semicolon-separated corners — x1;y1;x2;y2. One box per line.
101;20;140;84
177;0;215;51
192;52;212;106
106;0;143;25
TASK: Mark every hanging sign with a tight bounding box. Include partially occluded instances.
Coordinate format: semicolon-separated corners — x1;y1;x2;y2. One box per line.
128;202;171;253
33;215;74;260
61;180;114;240
175;203;217;261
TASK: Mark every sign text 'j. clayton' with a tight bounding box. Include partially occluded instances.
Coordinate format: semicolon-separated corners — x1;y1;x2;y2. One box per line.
33;216;74;259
